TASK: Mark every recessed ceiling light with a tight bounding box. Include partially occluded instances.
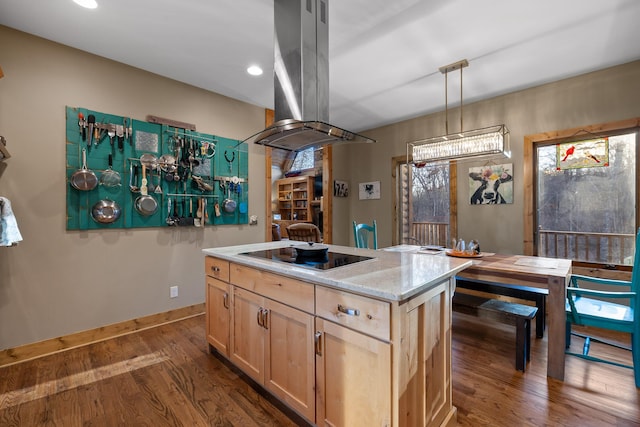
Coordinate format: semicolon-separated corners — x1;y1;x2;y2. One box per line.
73;0;98;9
247;65;263;76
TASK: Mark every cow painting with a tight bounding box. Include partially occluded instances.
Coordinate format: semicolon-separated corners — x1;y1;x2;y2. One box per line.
468;164;513;205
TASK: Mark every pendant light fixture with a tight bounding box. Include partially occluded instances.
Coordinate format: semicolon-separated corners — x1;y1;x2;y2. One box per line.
408;59;510;163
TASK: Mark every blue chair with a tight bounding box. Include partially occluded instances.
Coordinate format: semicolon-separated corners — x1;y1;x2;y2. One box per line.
353;220;377;249
565;228;640;388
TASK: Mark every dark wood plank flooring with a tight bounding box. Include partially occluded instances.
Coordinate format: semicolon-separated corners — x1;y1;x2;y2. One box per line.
0;313;638;426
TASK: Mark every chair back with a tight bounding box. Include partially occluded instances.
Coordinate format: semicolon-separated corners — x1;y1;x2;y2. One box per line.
565;228;640;387
286;222;322;242
353;220;378;249
566;229;640;332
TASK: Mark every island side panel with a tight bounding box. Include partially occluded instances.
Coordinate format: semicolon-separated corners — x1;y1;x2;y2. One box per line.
394;277;455;427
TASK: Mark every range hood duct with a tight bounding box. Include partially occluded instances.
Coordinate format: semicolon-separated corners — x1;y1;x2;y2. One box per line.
246;0;375;151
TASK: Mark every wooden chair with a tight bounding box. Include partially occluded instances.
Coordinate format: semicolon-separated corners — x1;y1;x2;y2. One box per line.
286;222;322;243
353;220;377;249
565;228;640;388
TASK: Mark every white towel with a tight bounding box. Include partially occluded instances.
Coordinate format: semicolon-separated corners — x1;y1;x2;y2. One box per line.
0;197;23;246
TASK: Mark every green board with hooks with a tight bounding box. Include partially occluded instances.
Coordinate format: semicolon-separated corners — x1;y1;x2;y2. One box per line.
65;106;249;230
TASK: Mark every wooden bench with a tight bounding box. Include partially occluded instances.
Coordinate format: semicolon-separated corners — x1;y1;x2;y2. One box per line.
452;292;538;371
455;277;548;338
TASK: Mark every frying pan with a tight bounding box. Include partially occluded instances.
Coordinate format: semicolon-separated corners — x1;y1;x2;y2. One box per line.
99;154;121;187
134;166;158;216
222;182;236;213
70;148;98;191
91;199;121;224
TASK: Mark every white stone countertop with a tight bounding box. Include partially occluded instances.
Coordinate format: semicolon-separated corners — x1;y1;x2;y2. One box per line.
203;242;471;302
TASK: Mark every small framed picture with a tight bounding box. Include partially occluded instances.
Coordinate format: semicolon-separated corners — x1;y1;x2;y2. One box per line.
359;181;380;200
334;180;349;197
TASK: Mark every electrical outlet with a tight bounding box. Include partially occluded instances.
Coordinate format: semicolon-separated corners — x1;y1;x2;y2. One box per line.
170;286;178;298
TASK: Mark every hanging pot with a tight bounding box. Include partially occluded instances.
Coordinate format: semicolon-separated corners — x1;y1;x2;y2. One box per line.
140;153;158;170
134;166;158;216
70;148;98;191
91;199;121;224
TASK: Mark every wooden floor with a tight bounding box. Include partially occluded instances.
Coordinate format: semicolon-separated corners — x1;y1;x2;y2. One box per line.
0;313;638;426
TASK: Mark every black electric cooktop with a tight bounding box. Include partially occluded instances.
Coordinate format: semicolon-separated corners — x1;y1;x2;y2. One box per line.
239;247;373;271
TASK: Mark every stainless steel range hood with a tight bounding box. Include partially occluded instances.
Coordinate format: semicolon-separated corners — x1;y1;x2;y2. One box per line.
245;0;375;151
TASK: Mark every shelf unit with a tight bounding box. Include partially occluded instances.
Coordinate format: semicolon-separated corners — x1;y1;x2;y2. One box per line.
276;176;313;222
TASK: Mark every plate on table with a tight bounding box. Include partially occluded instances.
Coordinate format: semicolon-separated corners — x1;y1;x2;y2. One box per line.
445;249;483;258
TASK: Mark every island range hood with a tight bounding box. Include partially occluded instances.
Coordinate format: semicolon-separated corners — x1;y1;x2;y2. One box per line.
245;0;375;152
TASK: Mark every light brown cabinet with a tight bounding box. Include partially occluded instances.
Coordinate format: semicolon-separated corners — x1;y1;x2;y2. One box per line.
205;255;456;427
229;263;316;421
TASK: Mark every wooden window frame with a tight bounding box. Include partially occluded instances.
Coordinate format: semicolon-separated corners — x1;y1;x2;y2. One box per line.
523;118;640;264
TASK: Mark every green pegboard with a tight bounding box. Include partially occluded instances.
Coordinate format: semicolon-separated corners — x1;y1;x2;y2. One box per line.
66;106;249;230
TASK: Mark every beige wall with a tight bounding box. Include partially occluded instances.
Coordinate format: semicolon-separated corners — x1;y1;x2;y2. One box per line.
0;26;266;349
336;60;640;252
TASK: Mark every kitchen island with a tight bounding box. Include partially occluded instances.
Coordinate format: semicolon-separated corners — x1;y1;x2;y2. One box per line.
203;241;471;427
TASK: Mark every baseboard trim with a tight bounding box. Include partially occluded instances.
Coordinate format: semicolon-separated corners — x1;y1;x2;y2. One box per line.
0;303;205;368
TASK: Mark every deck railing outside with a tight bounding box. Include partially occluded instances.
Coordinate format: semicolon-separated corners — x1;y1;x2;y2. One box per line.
538;229;635;265
408;222;449;248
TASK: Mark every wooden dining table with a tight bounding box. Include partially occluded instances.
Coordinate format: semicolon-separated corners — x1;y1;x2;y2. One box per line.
453;252;572;380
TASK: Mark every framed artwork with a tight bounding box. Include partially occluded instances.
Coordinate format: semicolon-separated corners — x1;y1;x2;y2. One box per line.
359;181;380;200
556;138;609;170
333;180;349;197
468;163;513;205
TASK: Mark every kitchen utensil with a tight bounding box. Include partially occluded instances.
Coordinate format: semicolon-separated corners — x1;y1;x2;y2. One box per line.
91;199;121;224
134;166;158;216
154;170;162;194
86;114;95;147
70;148;98;191
140;165;149;196
194;198;201;227
222;182;236;213
115;124;124;149
107;124;116;147
177;199;192;226
134;193;158;216
99;154;121;187
129;163;140;193
158;154;177;173
293;242;329;258
140;153;157;170
214;201;221;217
78;112;86;142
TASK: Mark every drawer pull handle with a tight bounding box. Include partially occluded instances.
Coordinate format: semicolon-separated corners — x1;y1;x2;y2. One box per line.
337;304;360;317
257;307;264;327
223;292;229;309
211;266;221;273
262;309;269;330
314;331;322;356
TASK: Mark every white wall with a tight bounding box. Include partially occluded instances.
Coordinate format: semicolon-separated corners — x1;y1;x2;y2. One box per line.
336;60;640;252
0;26;267;349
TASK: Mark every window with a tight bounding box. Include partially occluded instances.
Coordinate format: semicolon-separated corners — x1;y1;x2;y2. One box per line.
290;147;315;171
395;160;453;247
525;120;640;266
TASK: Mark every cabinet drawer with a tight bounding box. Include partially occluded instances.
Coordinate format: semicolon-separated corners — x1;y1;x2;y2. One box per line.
205;257;230;282
316;286;390;341
230;263;314;313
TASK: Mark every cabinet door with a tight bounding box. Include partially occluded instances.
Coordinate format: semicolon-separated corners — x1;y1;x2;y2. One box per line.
230;287;265;382
206;277;230;356
264;298;315;421
316;318;391;427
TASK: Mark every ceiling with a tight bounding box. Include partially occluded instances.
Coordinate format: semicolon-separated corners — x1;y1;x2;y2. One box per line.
2;0;640;134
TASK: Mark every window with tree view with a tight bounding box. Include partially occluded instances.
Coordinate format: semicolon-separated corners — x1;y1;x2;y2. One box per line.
536;132;637;265
398;162;450;247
